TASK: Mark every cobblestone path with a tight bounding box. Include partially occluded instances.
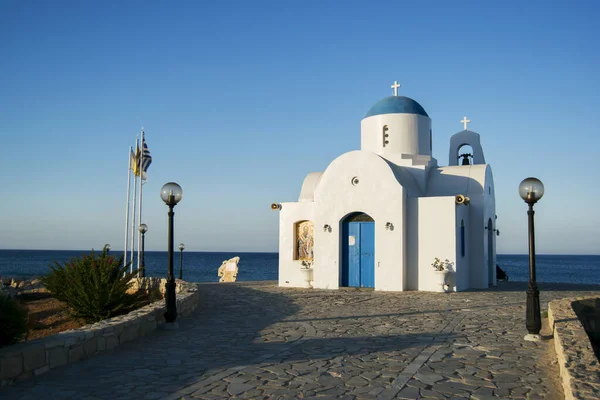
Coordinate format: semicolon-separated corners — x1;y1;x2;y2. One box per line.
3;281;600;400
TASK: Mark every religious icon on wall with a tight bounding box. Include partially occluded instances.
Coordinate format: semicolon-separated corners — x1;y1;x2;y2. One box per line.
296;221;314;261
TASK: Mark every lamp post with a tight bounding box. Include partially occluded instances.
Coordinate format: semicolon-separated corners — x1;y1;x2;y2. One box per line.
138;224;148;278
160;182;183;323
103;244;111;254
178;243;185;280
519;177;545;341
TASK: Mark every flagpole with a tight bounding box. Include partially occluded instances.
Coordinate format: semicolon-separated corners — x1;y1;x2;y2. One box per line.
123;146;133;270
137;129;144;275
130;138;139;274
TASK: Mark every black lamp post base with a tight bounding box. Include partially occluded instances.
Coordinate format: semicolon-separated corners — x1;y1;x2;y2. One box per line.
525;283;541;336
163;322;179;330
524;333;541;342
164;278;178;323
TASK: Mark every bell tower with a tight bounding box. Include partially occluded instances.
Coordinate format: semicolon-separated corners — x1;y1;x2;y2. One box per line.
448;116;486;166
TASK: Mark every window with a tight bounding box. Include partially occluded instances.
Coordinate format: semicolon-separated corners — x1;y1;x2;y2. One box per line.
430;129;432;152
382;125;389;147
460;220;465;258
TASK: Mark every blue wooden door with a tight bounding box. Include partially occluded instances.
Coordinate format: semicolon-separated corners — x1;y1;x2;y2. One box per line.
359;222;375;288
348;223;361;287
343;221;375;288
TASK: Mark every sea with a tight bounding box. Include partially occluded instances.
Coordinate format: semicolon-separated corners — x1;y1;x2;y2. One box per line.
0;250;599;285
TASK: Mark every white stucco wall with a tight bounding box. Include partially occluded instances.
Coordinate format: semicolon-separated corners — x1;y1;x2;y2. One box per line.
417;197;459;292
467;195;486;288
482;166;497;287
426;164;496;289
278;202;315;288
455;205;470;291
298;172;323;202
313;150;406;291
361;114;431;157
405;197;419;290
384;159;429;196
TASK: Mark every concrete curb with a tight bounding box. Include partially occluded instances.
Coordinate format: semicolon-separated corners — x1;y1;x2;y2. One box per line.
548;296;600;400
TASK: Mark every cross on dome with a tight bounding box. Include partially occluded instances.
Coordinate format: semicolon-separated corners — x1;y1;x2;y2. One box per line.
461;116;471;130
391;81;401;96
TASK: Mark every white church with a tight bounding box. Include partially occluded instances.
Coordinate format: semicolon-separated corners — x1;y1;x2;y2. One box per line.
274;82;497;292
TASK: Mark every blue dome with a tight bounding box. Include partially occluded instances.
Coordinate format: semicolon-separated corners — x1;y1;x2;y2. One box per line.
364;96;429;118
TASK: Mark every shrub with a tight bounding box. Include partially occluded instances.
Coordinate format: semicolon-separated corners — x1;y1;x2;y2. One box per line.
41;249;138;323
0;292;28;347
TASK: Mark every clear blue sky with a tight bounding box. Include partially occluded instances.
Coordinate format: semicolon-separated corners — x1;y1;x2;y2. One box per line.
1;1;598;254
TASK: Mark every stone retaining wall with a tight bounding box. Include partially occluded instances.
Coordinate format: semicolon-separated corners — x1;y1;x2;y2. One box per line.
548;296;600;400
0;278;200;385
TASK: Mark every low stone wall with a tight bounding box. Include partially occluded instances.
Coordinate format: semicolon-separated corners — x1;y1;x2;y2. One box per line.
548;296;600;400
0;278;200;385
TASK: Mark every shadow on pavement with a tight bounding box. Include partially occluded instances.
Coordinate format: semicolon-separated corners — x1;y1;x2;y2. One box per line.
4;280;597;399
2;282;461;400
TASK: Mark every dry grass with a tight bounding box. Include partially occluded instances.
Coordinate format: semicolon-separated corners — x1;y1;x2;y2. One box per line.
17;290;162;342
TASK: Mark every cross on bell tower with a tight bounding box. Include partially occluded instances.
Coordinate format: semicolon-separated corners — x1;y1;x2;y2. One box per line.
391;81;401;96
461;116;471;130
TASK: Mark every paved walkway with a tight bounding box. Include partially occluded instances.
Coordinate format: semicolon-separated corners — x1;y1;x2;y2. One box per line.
3;281;600;400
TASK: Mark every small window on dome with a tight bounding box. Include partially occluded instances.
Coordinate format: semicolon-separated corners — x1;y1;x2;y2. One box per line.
382;125;389;147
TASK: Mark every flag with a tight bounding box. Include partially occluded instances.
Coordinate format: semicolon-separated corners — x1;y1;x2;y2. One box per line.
140;138;152;179
132;147;142;177
130;148;139;175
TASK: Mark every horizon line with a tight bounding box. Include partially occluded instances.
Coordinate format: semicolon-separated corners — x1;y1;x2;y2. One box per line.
1;249;599;257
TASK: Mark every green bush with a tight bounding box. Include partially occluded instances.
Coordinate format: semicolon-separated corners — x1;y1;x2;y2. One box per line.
0;292;28;347
41;249;138;323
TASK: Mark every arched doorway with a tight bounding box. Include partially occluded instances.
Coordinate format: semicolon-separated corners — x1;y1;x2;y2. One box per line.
487;218;494;286
341;212;375;288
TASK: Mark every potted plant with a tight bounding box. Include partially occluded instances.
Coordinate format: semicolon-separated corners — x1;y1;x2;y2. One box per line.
431;258;454;292
301;260;314;288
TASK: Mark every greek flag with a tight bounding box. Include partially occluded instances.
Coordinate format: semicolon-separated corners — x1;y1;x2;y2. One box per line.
140;138;152;178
